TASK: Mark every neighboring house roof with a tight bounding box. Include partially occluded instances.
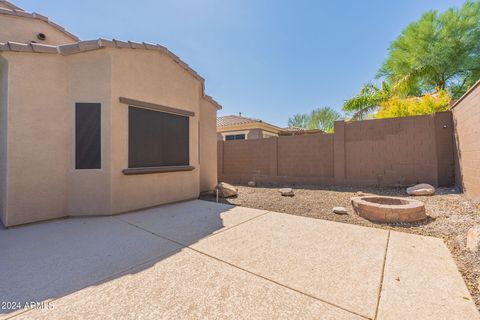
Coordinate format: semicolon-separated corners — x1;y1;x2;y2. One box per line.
217;115;283;133
217;115;262;127
0;1;79;41
0;38;222;110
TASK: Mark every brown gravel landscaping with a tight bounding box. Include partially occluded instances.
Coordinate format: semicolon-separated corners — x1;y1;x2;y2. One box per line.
200;183;480;310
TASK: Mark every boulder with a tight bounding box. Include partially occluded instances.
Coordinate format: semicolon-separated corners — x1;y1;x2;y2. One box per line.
247;180;256;187
279;188;294;197
216;182;238;198
467;225;480;253
333;207;348;215
406;183;436;196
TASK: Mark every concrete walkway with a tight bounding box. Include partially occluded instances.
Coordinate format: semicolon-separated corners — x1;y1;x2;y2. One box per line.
0;200;478;319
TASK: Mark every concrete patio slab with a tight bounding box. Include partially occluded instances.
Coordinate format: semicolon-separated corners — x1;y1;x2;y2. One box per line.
377;231;480;320
1;201;478;319
16;249;363;320
191;211;389;319
0;216;182;318
117;199;268;245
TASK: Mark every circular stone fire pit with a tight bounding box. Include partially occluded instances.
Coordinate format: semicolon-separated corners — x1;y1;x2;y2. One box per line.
351;196;426;223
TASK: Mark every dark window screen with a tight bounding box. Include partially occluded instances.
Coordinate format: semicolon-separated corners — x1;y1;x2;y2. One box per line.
225;134;245;141
75;103;101;169
128;106;189;168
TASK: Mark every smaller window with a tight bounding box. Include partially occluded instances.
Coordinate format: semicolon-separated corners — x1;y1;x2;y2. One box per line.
75;103;101;169
225;134;245;141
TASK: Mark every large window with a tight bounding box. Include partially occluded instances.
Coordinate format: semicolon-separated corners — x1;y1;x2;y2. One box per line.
128;106;189;168
75;103;101;169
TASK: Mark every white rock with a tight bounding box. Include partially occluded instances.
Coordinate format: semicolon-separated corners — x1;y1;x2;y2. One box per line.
279;188;294;196
247;181;256;187
216;182;238;198
406;183;436;196
467;225;480;252
333;207;348;215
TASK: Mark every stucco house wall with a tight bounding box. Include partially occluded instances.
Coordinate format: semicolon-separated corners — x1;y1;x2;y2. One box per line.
0;41;221;227
200;98;219;192
0;52;70;226
109;48;202;214
0;14;77;45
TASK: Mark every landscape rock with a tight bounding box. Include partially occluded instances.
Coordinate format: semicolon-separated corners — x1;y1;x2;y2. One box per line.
356;191;365;196
216;182;238;198
247;181;256;187
279;188;294;197
466;225;480;253
333;207;348;215
406;183;436;196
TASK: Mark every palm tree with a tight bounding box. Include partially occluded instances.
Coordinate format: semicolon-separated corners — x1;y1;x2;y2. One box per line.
342;82;392;120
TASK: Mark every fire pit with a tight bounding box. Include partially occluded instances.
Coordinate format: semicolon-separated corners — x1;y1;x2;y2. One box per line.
351;196;426;223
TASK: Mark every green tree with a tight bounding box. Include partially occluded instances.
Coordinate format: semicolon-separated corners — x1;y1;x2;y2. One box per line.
307;107;342;133
287;113;309;128
287;107;342;133
378;0;480;99
342;82;392;120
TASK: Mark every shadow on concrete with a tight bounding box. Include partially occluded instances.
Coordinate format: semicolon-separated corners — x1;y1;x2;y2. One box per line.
0;200;237;316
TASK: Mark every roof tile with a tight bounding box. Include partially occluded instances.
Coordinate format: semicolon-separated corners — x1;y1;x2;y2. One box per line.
78;40;101;51
0;7;14;15
58;43;80;55
98;38;115;47
8;41;32;52
217;115;261;127
113;39;129;48
32;12;48;21
31;42;58;53
128;41;145;49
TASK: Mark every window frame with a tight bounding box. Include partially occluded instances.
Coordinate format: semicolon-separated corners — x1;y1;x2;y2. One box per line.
119;97;195;175
75;102;101;170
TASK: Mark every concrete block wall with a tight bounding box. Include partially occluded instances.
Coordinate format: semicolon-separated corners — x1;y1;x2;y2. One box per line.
452;83;480;199
218;112;455;187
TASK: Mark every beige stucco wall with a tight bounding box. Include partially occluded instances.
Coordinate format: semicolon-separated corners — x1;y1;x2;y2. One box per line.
109;48;202;214
67;50;112;216
0;14;77;45
0;47;218;227
200;97;218;191
0;56;7;225
1;52;70;226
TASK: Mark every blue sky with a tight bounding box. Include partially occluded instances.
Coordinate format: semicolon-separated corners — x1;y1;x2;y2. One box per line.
16;0;466;127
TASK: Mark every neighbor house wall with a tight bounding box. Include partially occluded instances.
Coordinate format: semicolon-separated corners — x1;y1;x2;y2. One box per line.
109;48;201;214
452;83;480;200
0;14;77;45
199;97;218;192
1;52;70;226
218;112;454;187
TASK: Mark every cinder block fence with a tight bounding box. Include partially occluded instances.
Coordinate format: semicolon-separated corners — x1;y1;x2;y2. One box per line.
218;112;455;187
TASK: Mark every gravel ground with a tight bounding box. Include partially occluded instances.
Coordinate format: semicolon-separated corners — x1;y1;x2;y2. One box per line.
200;184;480;310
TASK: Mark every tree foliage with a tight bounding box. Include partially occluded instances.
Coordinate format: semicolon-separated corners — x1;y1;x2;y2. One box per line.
342;0;480;119
287;107;342;133
342;82;391;120
375;89;450;119
287;113;309;128
378;0;480;99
